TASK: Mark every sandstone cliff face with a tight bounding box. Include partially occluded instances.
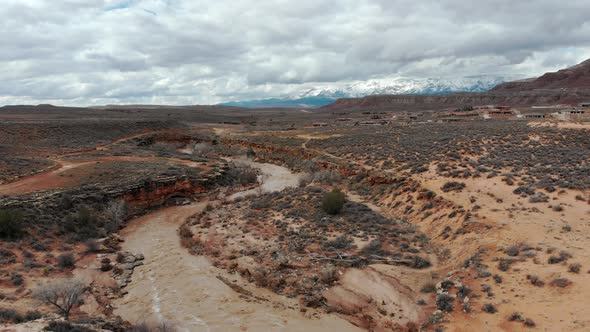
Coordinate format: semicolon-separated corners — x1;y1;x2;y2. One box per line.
492;58;590;91
0;164;228;211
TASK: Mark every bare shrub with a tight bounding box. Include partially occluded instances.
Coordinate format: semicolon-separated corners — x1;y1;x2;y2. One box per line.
33;279;87;320
105;200;127;232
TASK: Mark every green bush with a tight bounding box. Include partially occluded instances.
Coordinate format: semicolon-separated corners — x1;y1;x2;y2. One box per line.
57;253;76;269
63;207;100;240
0;209;24;239
321;189;345;215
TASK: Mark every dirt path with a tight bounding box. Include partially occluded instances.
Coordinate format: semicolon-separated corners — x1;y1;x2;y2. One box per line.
56;129;176;158
113;160;362;332
0;156;208;196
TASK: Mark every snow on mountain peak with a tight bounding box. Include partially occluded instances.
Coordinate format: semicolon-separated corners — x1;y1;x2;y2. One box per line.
220;75;511;108
296;76;507;99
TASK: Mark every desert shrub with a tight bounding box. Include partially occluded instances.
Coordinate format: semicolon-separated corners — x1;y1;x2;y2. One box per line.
10;273;24;286
420;283;437;293
508;312;524;322
129;322;177;332
441;181;466;192
524;318;536;327
439;280;454;292
57;253;76;269
498;259;514;272
63;207;101;240
409;255;432;269
529;193;549;203
482;303;497;314
32;242;50;251
417;189;436;200
552;205;564;212
320;266;338;284
527;274;544;287
435;294;454;312
493;274;503;284
0;308;23;323
178;225;193;239
83;239;100;253
0;248;16;265
505;245;520;257
550;278;572;288
226;163;258;186
513;186;535;196
360;240;387;256
0;209;24;239
323;235;353;251
100;258;112;272
116;252;126;263
321;189;345;215
568;263;581;273
24;310;42;321
548;251;571;264
312;170;342;185
44;321;96;332
456;285;471;299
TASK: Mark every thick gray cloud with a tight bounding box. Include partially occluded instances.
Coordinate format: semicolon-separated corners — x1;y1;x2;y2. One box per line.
1;0;590;105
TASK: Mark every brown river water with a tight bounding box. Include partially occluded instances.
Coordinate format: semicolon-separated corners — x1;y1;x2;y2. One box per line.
112;158;362;332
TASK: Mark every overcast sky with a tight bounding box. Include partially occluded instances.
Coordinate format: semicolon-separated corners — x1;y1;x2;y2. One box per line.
1;0;590;106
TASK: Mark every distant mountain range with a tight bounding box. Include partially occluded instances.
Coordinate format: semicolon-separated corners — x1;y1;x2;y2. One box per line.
322;58;590;112
220;76;509;108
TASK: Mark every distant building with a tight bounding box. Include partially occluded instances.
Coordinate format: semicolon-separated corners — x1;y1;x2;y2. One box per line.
447;110;479;118
551;109;587;121
437;117;464;123
474;105;496;110
357;120;388;126
523;113;547;119
312;122;329;127
485;109;518;119
578;102;590;108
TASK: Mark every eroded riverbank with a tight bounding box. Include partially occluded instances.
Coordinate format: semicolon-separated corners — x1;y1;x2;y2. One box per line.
112;159;361;332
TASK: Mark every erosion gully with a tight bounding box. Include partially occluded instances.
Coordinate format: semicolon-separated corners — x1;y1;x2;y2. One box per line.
112;157;363;332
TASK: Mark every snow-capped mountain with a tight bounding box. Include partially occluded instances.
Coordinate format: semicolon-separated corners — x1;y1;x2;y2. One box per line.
220;76;510;108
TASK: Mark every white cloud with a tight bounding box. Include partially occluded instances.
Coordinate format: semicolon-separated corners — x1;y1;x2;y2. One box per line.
1;0;590;105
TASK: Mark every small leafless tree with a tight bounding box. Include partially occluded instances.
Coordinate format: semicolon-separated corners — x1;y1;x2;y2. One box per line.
105;200;127;232
33;278;87;320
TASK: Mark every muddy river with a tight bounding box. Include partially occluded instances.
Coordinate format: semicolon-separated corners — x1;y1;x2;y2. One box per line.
112;159;361;332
